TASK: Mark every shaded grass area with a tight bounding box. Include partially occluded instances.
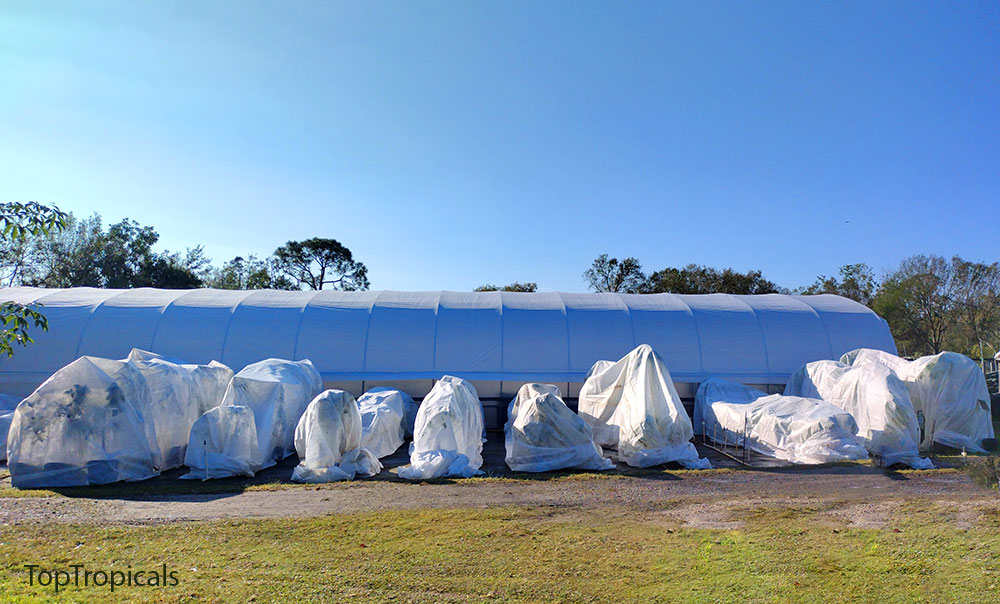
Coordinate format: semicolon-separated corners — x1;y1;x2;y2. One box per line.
0;462;898;500
0;460;738;500
1;502;999;603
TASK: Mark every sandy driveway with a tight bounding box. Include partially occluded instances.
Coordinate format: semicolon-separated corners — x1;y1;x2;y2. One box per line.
0;440;992;527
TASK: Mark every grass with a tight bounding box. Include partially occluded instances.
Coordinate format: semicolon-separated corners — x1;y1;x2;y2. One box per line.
0;501;998;603
0;463;732;500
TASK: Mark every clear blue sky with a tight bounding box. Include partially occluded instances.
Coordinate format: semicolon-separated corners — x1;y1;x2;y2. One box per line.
2;2;998;292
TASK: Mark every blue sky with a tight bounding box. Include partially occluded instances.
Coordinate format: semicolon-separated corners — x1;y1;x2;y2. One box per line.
2;2;998;292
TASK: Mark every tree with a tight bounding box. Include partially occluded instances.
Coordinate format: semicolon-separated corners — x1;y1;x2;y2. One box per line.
272;238;369;291
19;214;205;289
873;255;957;356
207;255;295;290
0;201;69;356
584;254;647;293
474;282;538;292
22;214;104;287
948;258;1000;362
646;264;779;295
802;263;878;306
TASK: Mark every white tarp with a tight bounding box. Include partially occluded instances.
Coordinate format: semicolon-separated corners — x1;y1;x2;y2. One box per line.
121;354;199;470
785;360;932;468
182;405;260;479
185;361;236;415
578;344;710;469
692;378;763;436
504;383;613;472
291;390;382;483
398;376;484;480
0;393;22;462
841;349;994;453
7;357;158;488
126;349;234;416
358;388;413;459
220;358;323;470
0;289;899;400
80;357;160;466
696;378;869;464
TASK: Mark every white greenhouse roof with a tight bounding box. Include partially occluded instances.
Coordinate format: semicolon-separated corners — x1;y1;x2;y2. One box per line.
0;288;897;394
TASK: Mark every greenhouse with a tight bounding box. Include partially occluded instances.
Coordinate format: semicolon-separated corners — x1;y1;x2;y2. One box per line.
0;288;898;421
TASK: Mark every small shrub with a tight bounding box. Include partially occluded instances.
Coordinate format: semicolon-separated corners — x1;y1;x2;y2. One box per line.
965;456;1000;488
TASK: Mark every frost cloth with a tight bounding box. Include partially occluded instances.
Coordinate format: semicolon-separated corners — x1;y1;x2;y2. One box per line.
579;344;710;469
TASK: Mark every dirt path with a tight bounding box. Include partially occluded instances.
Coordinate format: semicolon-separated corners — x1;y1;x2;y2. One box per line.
0;442;994;527
0;465;993;526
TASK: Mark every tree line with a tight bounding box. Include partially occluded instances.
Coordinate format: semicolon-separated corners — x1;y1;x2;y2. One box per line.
577;253;1000;360
2;203;997;363
0;212;369;292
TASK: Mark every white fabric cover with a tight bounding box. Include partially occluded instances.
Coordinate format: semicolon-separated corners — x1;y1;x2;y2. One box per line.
0;393;23;462
692;378;762;436
841;349;994;452
184;361;236;415
126;348;234;416
504;383;613;472
220;358;324;470
291;390;382;483
398;376;484;480
358;388;413;459
0;289;898;395
121;355;199;470
785;360;932;468
696;378;869;464
578;344;710;469
7;357;157;488
81;357;162;468
182;405;260;479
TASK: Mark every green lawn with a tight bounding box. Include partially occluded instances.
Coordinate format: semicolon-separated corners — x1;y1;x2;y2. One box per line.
1;501;998;603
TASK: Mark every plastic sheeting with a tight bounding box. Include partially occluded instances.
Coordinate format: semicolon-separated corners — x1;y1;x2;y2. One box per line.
7;357;157;488
0;393;22;462
82;357;161;468
785;360;932;468
220;359;324;470
127;349;234;416
0;289;898;395
358;388;414;459
504;383;613;472
578;345;710;469
398;376;484;480
182;406;260;479
841;349;994;453
696;378;869;464
121;354;199;470
291;390;382;483
184;361;236;415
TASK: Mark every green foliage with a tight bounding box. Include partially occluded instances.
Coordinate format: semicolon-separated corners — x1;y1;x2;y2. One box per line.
474;281;538;292
584;255;780;295
207;254;295;290
872;255;1000;357
802;263;877;306
0;202;68;358
19;214;207;289
1;502;998;602
963;456;1000;488
0;201;68;243
647;264;780;295
583;254;647;293
272;237;369;291
1;211;371;294
0;302;48;358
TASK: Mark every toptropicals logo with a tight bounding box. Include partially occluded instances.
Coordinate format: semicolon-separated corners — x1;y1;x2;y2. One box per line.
24;564;180;593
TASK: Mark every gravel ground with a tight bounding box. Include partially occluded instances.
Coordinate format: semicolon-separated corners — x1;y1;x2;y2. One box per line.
0;436;993;527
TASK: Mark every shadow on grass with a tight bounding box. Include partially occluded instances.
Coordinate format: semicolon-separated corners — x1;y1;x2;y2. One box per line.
0;434;965;500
